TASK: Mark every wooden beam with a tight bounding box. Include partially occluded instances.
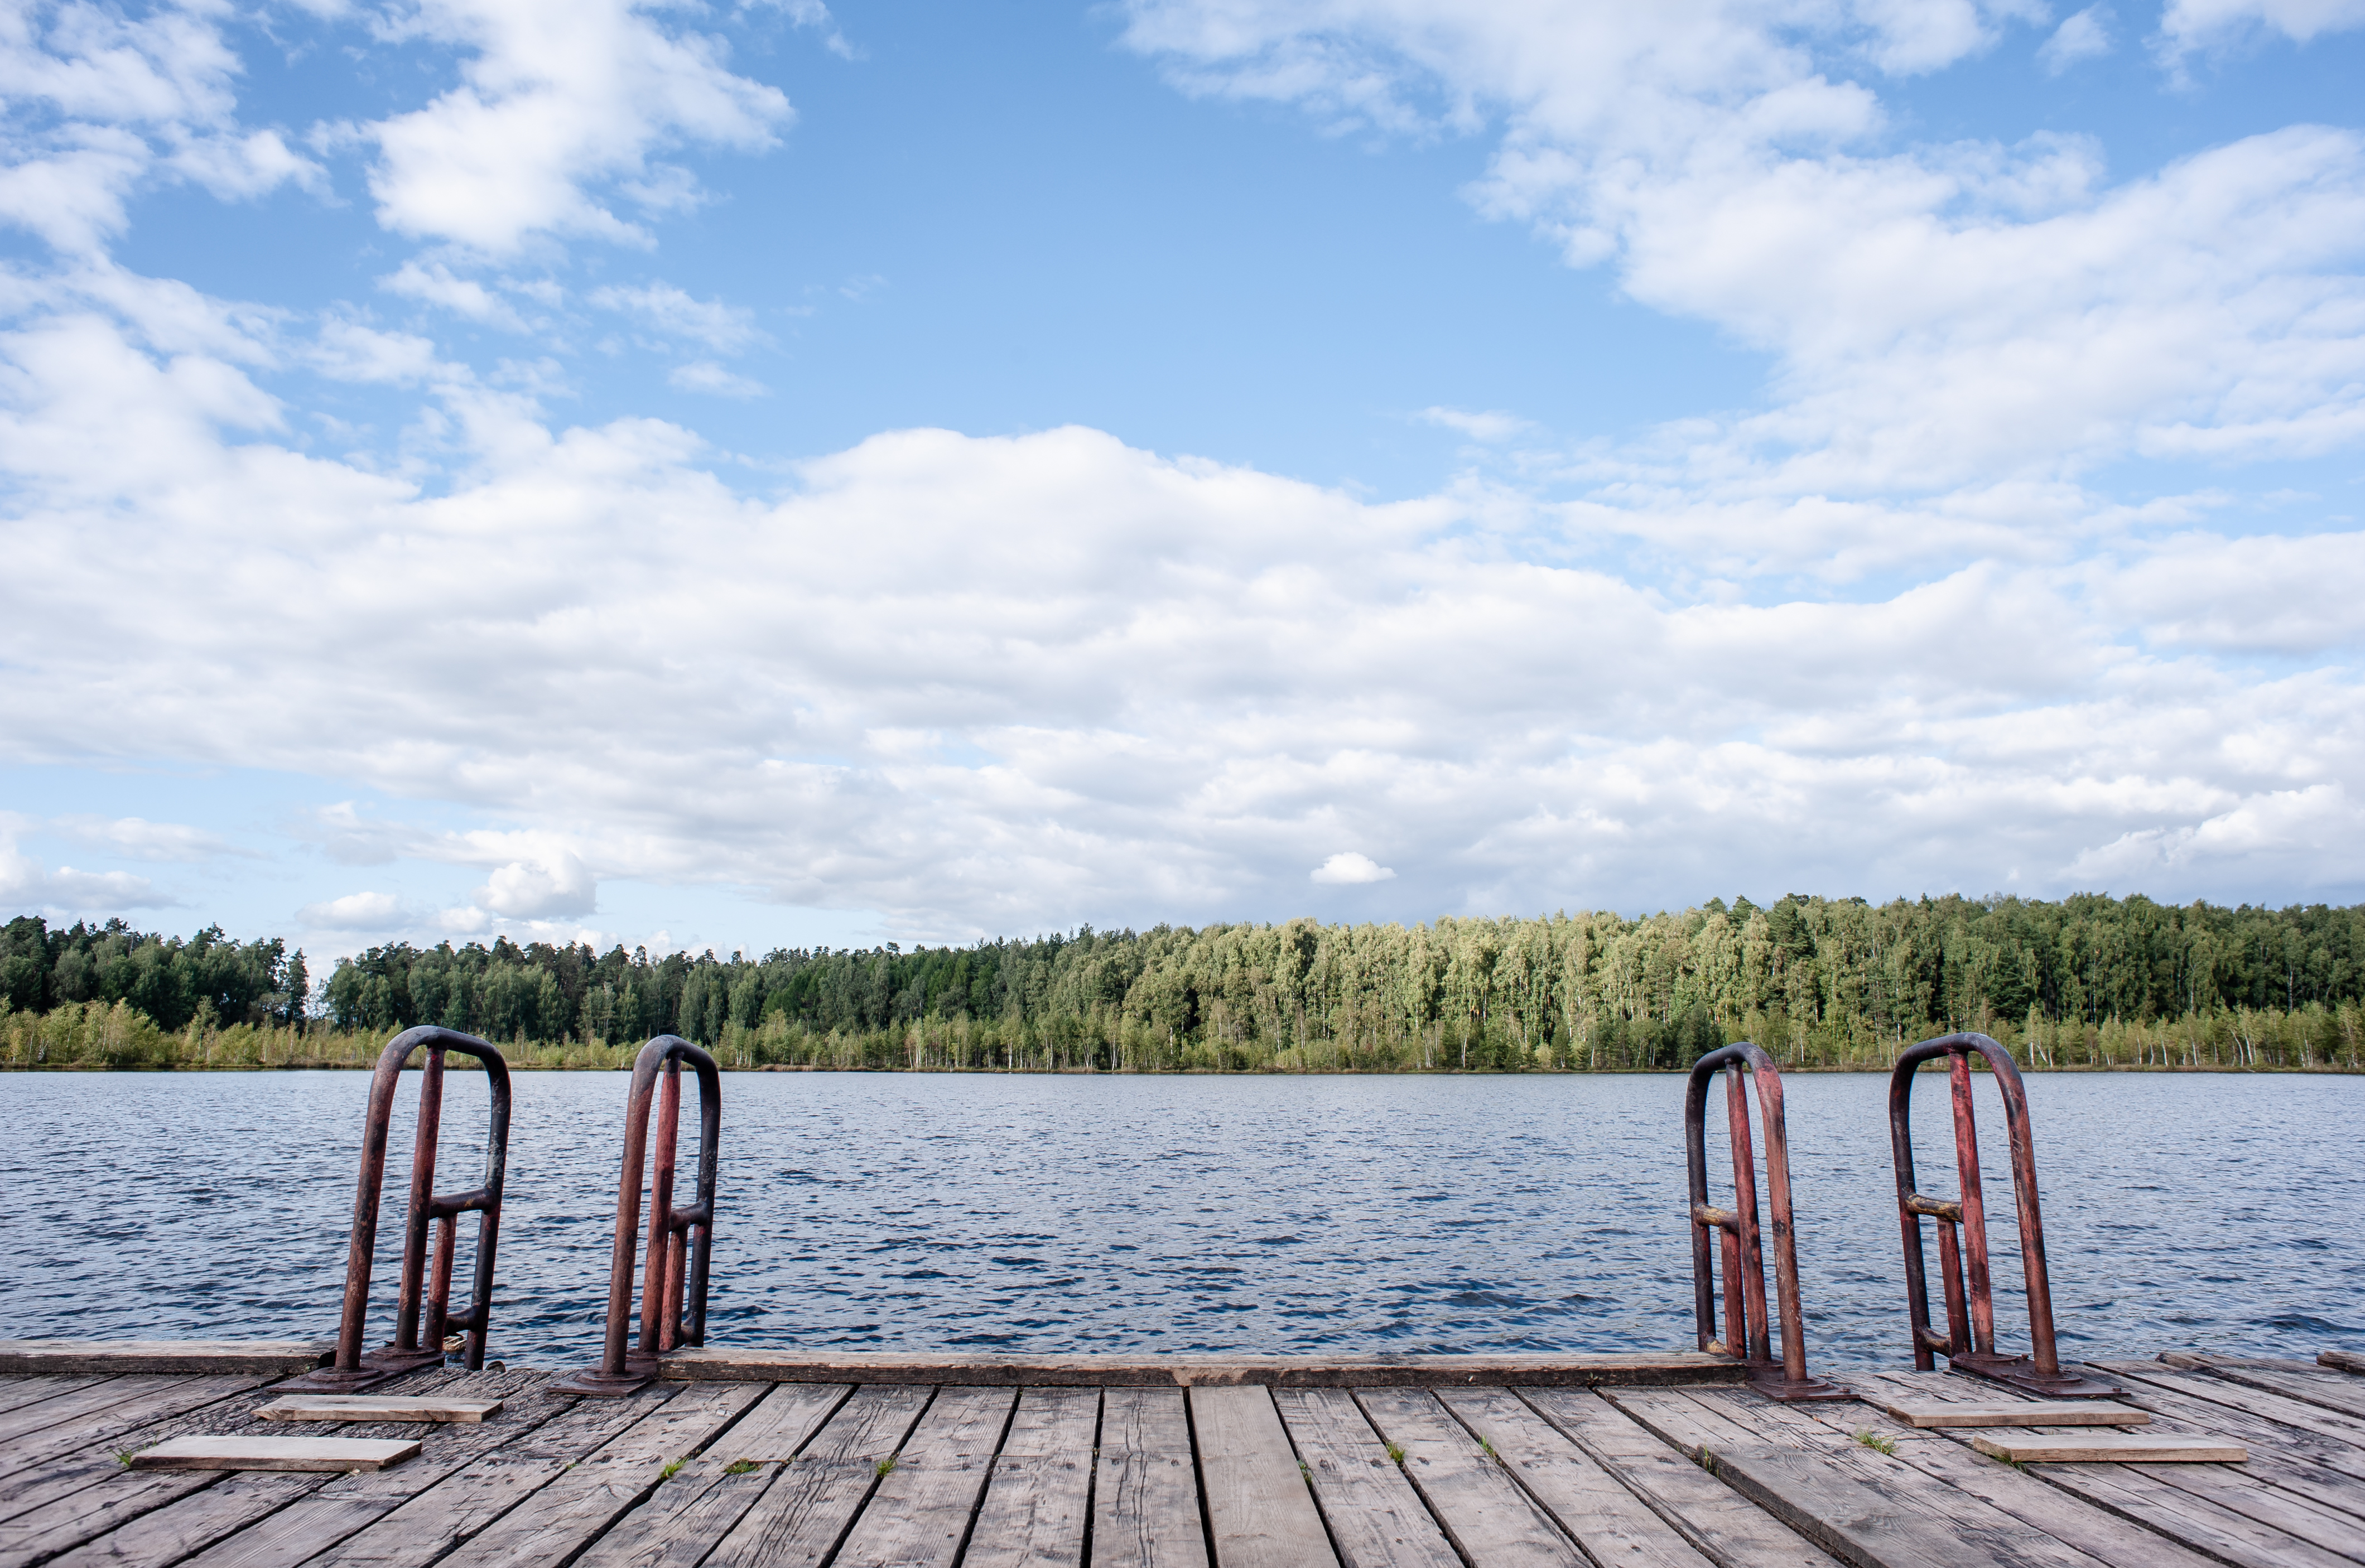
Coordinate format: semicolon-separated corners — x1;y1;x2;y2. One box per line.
1192;1386;1337;1568
2320;1349;2365;1377
1878;1401;2149;1429
658;1349;1745;1388
126;1436;421;1473
1969;1433;2247;1464
0;1341;333;1377
254;1396;504;1425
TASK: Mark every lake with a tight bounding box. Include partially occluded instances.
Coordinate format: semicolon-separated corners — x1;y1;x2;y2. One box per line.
1;1069;2357;1372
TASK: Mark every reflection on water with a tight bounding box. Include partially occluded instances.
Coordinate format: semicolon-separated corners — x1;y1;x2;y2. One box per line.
1;1069;2357;1369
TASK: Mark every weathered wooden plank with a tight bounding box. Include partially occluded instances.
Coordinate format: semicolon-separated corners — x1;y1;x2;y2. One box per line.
708;1383;851;1464
0;1343;332;1377
1436;1386;1713;1568
1679;1387;2137;1568
432;1381;765;1568
2184;1360;2365;1423
47;1371;551;1568
570;1458;780;1568
0;1380;319;1560
2128;1456;2365;1561
2324;1350;2365;1377
832;1384;1015;1568
1093;1387;1207;1568
299;1384;683;1568
1880;1402;2148;1429
1861;1375;2360;1568
254;1396;503;1425
1354;1387;1578;1568
46;1472;321;1568
2020;1460;2365;1568
2059;1366;2365;1518
0;1379;108;1419
962;1386;1099;1568
1192;1384;1337;1568
1970;1434;2246;1464
663;1347;1745;1387
0;1378;185;1448
2089;1361;2365;1464
702;1384;932;1568
128;1436;422;1472
1518;1386;1840;1568
160;1371;560;1568
1274;1388;1459;1568
0;1377;267;1498
1703;1441;2106;1568
1791;1388;2223;1568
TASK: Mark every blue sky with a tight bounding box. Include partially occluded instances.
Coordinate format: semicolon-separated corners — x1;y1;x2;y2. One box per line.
3;0;2364;963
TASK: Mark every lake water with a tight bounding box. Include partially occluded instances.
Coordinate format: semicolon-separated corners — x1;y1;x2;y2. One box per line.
1;1070;2358;1373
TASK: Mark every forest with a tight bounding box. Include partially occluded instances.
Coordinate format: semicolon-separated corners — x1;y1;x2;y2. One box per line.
3;893;2361;1073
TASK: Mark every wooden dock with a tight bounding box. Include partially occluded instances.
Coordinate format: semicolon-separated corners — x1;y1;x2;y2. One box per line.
0;1348;2359;1566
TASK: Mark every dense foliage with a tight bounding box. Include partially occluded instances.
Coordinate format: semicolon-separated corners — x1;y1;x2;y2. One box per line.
6;894;2361;1072
310;892;2363;1071
0;916;306;1032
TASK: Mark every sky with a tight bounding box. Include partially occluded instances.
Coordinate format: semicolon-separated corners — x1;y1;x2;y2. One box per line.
2;0;2363;963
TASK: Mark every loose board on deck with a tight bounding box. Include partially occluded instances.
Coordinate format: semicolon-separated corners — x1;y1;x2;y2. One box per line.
255;1395;503;1424
2321;1348;2365;1376
1880;1401;2149;1429
127;1435;422;1472
1969;1432;2244;1464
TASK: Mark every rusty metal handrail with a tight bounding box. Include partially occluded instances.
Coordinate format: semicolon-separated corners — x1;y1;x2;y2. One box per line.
1685;1042;1846;1401
285;1026;510;1393
1890;1031;2115;1397
558;1035;722;1395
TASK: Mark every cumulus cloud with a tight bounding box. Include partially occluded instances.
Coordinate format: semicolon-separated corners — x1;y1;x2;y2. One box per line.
668;360;766;397
2038;6;2114;72
0;1;320;253
591;281;764;353
361;0;794;253
1311;853;1396;885
3;283;2362;935
1123;2;2365;511
379;260;531;329
0;823;175;914
50;814;245;861
2160;0;2365;52
473;847;598;917
298;890;412;930
1418;407;1530;443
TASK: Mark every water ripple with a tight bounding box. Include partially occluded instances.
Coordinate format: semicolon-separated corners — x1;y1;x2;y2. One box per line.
0;1071;2356;1368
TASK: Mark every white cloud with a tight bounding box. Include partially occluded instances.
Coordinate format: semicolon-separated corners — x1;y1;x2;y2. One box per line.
362;0;794;253
1122;2;2365;510
473;847;598;917
1311;852;1396;885
379;260;530;329
2161;0;2365;52
4;289;2362;936
2092;530;2365;653
50;814;245;862
1418;406;1530;443
668;359;767;397
298;890;412;930
0;823;175;914
591;281;764;353
0;2;320;253
2038;6;2114;72
310;319;445;385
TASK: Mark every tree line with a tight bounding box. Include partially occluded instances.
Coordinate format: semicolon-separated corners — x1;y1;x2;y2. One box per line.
0;916;306;1033
4;894;2361;1072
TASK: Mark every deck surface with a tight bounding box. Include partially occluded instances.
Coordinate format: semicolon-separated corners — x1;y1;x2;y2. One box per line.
0;1350;2359;1566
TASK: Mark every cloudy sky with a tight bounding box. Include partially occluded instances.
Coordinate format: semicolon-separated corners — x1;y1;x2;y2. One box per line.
2;0;2362;958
